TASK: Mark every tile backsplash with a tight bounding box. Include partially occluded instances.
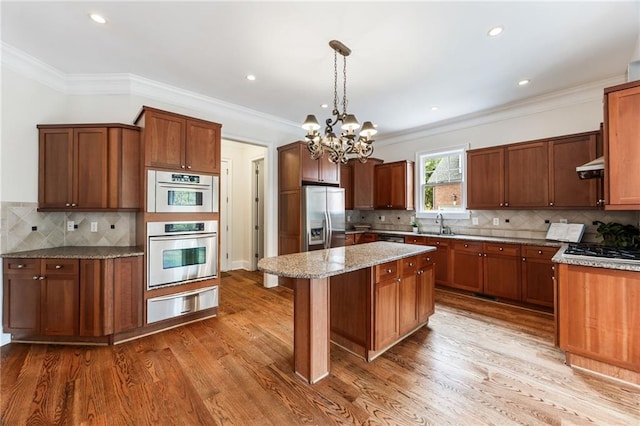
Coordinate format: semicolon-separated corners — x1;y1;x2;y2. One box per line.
348;208;640;243
1;202;137;254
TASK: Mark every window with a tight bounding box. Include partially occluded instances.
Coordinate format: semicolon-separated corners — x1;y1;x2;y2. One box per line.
416;147;469;219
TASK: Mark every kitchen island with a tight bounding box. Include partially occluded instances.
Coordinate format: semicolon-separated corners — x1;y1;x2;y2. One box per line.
258;241;436;383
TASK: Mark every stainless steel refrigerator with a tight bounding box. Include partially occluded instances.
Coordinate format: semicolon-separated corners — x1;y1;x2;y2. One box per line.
302;186;346;251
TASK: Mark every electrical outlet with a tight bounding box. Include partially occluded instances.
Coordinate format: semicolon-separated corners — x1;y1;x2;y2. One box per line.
347;215;351;222
559;218;568;224
91;222;98;232
67;221;75;231
472;217;479;225
492;217;500;226
379;215;385;222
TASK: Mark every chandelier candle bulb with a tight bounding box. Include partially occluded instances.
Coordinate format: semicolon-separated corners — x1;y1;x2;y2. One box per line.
303;39;376;164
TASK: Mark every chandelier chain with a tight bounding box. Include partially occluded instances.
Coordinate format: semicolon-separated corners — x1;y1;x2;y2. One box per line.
333;50;339;112
342;53;348;114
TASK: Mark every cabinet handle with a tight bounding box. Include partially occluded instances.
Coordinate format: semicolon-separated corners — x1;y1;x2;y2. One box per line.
464;244;469;248
499;247;503;251
65;203;71;207
17;264;25;269
39;276;45;280
408;262;414;267
71;203;77;207
181;165;186;169
478;253;482;257
551;266;555;271
187;165;192;169
505;202;509;207
436;242;440;245
427;257;431;262
522;257;526;262
597;199;605;206
499;203;503;207
484;253;487;257
55;265;62;269
386;268;392;273
33;276;39;280
549;202;554;206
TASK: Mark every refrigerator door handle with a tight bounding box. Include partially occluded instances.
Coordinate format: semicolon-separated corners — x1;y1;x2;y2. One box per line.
325;210;332;249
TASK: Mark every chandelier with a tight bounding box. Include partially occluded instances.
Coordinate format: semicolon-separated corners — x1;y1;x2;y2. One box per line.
302;40;377;164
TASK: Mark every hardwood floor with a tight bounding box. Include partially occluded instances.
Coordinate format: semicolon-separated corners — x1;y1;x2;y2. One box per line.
2;269;638;425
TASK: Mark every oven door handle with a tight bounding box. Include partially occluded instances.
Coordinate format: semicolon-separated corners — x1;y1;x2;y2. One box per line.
149;232;217;242
156;182;212;190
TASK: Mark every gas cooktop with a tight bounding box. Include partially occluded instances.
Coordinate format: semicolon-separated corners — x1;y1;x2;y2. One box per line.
564;243;640;263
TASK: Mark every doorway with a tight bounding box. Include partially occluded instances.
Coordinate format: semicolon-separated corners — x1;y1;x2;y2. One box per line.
251;158;265;270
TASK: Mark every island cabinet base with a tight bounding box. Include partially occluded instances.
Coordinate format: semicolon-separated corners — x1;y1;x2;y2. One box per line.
557;264;640;386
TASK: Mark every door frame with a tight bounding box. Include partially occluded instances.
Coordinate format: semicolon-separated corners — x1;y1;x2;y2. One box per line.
251;157;265;270
220;158;232;272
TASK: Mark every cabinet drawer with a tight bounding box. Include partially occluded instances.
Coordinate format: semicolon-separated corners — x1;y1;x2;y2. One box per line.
376;261;399;281
484;243;520;257
345;234;356;245
426;237;450;248
401;256;418;275
523;245;557;259
417;252;435;268
3;258;38;274
453;240;482;253
404;235;427;245
42;259;79;275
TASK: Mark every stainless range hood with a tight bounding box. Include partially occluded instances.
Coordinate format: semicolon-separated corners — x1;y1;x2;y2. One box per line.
576;156;604;179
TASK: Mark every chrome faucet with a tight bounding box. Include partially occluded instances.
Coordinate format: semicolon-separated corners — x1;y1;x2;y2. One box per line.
435;213;444;234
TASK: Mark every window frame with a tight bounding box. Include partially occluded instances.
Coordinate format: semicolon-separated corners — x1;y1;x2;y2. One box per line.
415;145;470;220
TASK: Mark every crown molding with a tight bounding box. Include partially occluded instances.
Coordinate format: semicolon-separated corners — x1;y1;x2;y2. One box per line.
1;42;300;136
377;75;625;147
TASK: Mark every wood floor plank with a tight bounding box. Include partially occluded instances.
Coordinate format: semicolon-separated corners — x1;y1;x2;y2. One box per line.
2;270;639;425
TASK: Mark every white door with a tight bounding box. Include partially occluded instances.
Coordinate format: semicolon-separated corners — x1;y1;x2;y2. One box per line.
251;158;265;270
220;159;231;271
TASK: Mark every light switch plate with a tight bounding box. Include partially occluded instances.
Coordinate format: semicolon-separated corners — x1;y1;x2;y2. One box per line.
91;222;98;232
492;218;500;226
472;217;479;225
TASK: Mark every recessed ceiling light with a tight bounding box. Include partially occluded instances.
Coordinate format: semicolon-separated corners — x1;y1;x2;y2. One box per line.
518;79;530;86
320;104;329;109
488;26;503;37
246;74;256;81
89;13;107;24
431;106;439;111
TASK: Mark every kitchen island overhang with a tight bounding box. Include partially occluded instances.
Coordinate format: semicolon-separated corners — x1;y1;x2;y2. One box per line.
258;241;436;384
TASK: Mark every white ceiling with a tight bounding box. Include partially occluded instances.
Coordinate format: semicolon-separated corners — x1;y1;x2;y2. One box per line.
2;1;639;137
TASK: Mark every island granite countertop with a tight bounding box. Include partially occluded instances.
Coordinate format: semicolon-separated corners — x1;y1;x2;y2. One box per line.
258;241;435;279
1;246;144;259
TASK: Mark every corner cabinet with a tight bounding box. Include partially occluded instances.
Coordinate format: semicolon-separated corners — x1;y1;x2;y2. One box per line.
3;256;143;340
135;106;221;174
38;124;141;211
467;131;601;210
374;160;414;210
604;81;640;209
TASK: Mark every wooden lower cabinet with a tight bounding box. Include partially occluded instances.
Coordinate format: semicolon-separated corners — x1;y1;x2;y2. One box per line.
3;256;142;340
482;243;521;300
426;237;452;286
330;255;435;360
558;264;640;384
521;246;556;307
450;241;484;292
358;232;378;244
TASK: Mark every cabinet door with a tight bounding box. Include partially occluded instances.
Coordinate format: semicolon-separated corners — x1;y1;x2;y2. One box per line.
79;259;108;337
145;111;186;170
450;241;483;292
319;156;340;184
186;119;220;173
398;257;418;335
467;148;504;209
3;270;41;334
74;128;109;208
483;244;521;300
38;128;74;208
505;142;549;208
427;238;451;286
113;256;143;333
374;277;399;350
301;147;321;182
522;246;556;307
41;259;79;336
606;84;640;208
389;163;408;209
417;262;435;322
353;159;382;210
374;164;392;208
340;163;353;210
549;134;599;208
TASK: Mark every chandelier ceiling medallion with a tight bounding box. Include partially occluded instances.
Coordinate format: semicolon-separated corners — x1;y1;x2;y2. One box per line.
302;40;377;164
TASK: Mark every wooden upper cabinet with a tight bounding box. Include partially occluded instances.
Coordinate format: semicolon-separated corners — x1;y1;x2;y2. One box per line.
353;158;383;210
605;81;640;209
467;131;601;210
278;141;340;187
38;124;140;211
549;133;600;208
340;163;353;210
467;147;505;209
137;106;221;174
300;144;340;184
506;142;549;208
374;161;414;210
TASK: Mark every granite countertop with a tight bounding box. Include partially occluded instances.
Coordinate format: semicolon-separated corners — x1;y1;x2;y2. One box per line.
1;246;144;259
552;244;640;272
258;241;435;279
346;229;561;247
